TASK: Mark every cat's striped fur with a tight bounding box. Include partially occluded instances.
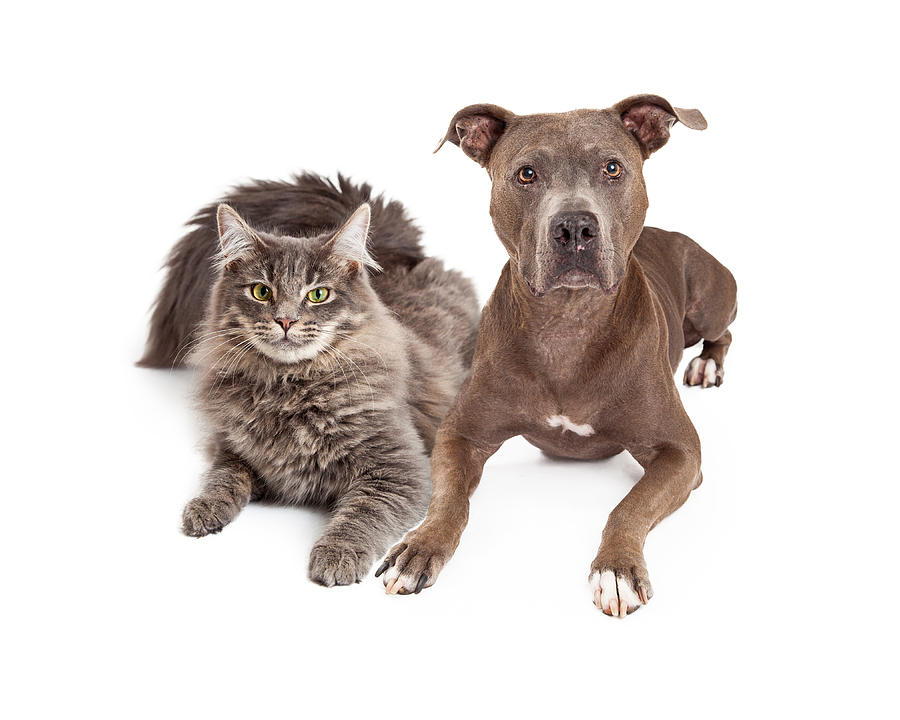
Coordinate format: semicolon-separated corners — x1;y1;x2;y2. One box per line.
143;175;479;585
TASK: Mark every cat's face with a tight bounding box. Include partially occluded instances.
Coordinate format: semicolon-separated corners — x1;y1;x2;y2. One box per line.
209;203;379;364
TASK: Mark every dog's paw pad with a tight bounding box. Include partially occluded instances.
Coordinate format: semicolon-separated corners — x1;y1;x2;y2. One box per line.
683;357;723;388
590;570;647;618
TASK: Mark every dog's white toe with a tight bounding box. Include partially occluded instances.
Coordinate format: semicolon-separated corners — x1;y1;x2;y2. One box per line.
702;359;717;387
590;570;643;618
382;565;402;593
382;563;425;595
683;357;723;388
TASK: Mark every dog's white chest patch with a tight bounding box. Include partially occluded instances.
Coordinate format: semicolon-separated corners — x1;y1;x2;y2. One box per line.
546;414;595;437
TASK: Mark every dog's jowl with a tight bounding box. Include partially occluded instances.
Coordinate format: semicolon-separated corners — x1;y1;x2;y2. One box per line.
377;94;737;617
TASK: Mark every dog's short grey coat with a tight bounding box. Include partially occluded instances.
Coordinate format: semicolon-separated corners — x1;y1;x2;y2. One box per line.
379;95;737;616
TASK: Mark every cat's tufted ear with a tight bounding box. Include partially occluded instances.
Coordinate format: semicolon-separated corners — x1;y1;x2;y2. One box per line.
613;94;707;158
435;103;515;166
215;204;261;270
325;203;380;272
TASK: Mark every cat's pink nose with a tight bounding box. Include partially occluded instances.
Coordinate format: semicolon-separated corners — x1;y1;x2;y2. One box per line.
275;317;297;332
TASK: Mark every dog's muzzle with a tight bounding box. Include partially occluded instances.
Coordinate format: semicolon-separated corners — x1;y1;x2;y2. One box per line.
545;210;620;292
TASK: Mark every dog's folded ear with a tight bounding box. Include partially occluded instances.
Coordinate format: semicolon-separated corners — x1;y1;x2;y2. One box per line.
435;104;515;166
613;95;707;158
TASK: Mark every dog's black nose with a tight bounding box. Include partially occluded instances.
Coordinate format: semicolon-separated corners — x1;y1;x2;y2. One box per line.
550;211;599;249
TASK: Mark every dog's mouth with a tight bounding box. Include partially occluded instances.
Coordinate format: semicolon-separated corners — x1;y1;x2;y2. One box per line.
523;257;623;297
556;267;601;287
550;265;620;295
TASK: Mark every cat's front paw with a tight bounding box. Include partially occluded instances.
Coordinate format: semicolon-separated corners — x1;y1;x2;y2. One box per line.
308;541;372;587
182;496;240;537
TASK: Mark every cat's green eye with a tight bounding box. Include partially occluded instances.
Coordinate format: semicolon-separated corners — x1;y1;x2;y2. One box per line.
306;287;330;303
250;283;272;302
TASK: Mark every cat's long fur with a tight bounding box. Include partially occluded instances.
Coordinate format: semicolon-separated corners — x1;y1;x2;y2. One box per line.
145;176;479;586
139;174;429;369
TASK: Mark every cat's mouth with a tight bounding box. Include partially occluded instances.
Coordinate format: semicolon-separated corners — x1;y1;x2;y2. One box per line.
259;333;325;363
270;331;317;347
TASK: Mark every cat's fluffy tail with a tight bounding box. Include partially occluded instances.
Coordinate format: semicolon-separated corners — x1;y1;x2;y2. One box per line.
138;174;425;368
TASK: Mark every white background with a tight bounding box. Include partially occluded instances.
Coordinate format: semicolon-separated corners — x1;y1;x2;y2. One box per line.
3;2;897;718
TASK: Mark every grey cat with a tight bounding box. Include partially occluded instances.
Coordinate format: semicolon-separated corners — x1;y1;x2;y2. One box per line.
142;176;479;586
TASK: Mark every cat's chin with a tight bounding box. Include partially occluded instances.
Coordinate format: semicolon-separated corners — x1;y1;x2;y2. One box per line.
259;338;325;364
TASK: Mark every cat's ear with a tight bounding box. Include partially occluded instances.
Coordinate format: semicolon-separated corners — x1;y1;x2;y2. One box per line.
325;203;380;272
215;204;260;270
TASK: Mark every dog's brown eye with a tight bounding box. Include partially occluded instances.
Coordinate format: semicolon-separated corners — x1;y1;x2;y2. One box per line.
518;166;536;184
605;162;621;178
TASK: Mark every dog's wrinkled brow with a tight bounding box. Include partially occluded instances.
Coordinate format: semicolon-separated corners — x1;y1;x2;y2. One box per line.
506;147;553;167
581;144;627;159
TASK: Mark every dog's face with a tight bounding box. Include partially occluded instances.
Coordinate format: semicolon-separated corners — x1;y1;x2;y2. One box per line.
438;95;706;296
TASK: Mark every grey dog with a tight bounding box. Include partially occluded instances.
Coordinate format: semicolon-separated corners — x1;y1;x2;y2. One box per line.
377;94;737;617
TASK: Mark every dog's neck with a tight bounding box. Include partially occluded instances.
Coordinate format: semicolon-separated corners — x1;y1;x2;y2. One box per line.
510;258;638;332
505;257;649;375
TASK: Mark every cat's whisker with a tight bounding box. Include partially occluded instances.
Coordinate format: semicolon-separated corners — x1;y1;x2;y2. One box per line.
179;329;248;363
319;341;356;401
316;345;343;394
216;339;255;379
325;340;376;413
222;341;258;391
218;336;258;371
316;344;340;393
209;338;258;394
322;340;371;406
314;335;356;393
171;328;246;369
192;331;256;369
330;331;389;370
202;333;255;375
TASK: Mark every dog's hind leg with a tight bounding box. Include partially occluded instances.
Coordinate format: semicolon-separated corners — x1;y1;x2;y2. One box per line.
683;329;732;387
682;249;737;388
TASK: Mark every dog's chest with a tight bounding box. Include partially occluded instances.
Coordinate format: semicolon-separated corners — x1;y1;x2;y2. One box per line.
524;413;624;459
516;352;636;458
518;394;624;459
545;414;596;437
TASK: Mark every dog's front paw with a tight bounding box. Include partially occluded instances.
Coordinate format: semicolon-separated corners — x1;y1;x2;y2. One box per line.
308;541;372;587
375;527;455;595
589;550;653;618
182;496;239;537
683;357;723;388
